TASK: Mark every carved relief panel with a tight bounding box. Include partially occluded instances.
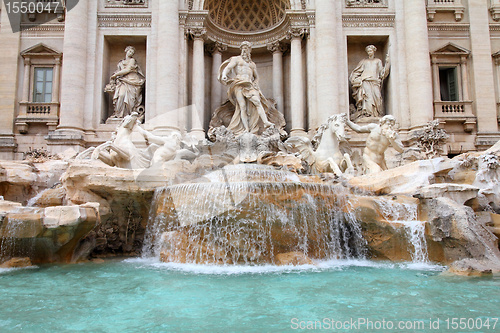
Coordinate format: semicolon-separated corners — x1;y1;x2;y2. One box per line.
105;0;148;8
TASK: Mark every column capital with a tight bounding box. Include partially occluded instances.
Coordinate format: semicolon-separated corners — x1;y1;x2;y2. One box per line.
287;27;309;40
23;57;31;66
187;27;207;40
267;41;287;54
206;42;227;55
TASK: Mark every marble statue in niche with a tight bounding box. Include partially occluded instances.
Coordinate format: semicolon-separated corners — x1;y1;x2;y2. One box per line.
105;46;145;119
349;45;390;120
216;41;284;136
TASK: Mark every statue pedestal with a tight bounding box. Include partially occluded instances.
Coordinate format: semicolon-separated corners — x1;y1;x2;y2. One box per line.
105;117;122;126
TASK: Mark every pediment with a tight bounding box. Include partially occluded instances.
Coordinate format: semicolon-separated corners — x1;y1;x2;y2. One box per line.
431;43;470;55
21;43;62;57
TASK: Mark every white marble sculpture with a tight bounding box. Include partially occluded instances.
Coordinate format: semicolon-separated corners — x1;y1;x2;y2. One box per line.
350;45;390;119
91;112;151;169
86;113;195;169
286;113;353;176
217;41;277;136
346;115;404;175
105;46;145;119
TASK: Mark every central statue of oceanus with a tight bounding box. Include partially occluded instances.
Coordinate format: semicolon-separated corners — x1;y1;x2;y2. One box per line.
209;41;286;138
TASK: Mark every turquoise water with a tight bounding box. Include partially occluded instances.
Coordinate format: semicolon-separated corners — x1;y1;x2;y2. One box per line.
0;259;499;332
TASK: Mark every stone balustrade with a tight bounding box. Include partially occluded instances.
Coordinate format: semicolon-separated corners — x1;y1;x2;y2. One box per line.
15;102;60;134
434;101;475;132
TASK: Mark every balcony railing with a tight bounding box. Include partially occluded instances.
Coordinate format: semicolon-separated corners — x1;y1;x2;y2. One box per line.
434;101;475;132
426;0;465;21
16;102;59;134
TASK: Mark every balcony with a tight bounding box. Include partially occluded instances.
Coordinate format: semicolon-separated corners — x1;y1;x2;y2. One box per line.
15;102;59;134
434;101;475;132
426;0;465;21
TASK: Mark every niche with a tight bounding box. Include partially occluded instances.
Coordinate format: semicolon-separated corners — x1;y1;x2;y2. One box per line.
347;36;390;122
101;36;147;123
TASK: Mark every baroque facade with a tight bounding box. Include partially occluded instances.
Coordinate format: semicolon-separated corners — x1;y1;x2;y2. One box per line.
1;0;500;160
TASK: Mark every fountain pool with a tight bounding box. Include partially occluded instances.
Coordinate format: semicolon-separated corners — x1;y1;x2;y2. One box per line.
1;259;499;332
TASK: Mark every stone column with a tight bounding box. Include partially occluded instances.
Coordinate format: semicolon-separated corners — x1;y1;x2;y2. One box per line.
289;29;306;137
404;0;434;129
178;14;189;133
460;56;470;101
21;58;31;102
52;57;62;104
209;42;226;114
155;0;180;133
469;0;498;137
431;58;440;102
315;0;338;121
306;25;318;132
190;28;206;140
267;42;285;115
0;1;20;156
56;0;89;136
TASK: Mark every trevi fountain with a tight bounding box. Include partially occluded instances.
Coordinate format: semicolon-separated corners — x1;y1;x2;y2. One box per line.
0;38;499;331
0;0;500;326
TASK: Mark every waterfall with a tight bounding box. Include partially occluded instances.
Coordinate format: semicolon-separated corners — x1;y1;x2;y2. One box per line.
0;212;38;262
142;165;366;265
376;198;429;263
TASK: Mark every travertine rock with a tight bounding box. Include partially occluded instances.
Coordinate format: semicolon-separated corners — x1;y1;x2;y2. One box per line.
0;257;33;268
348;157;453;194
275;252;314;266
0;203;99;264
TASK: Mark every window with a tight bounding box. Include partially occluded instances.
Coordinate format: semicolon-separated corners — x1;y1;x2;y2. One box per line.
439;67;458;101
16;43;62;134
33;68;53;103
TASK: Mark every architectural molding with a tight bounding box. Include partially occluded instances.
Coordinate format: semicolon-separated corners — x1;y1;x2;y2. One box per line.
186;9;314;49
428;23;470;38
342;14;395;28
97;14;151;28
20;24;65;37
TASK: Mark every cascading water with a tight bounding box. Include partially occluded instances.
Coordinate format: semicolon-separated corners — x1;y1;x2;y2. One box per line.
0;210;39;262
142;165;366;265
376;198;429;263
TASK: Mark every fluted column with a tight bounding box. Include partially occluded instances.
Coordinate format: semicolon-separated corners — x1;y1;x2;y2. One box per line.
57;0;89;135
289;29;307;137
190;28;206;140
267;42;285;115
155;0;180;132
315;0;338;120
404;0;434;129
209;42;226;114
469;0;498;134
